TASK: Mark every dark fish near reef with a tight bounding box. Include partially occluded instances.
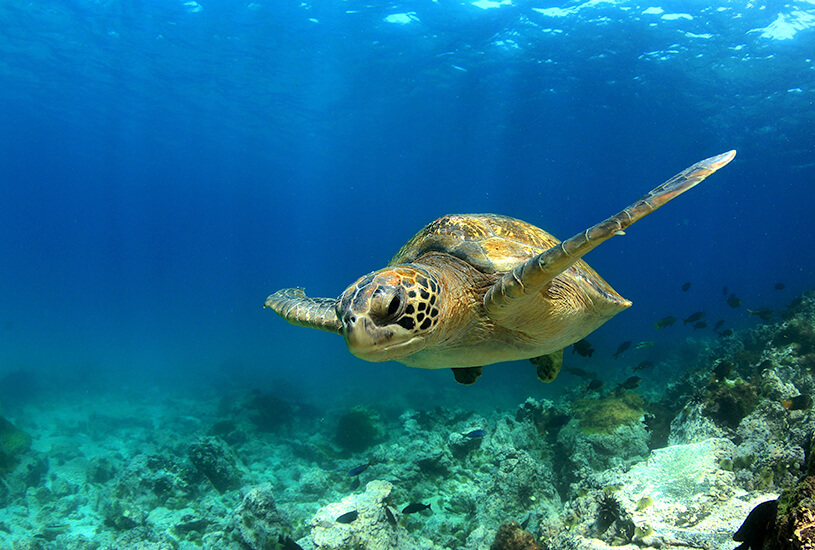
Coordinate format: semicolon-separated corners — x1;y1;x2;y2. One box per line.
587;379;604;391
277;535;304;550
693;321;708;330
402;503;431;514
565;367;596;379
727;293;742;308
719;329;734;338
713;320;726;332
682;282;691;291
384;506;397;526
617;376;642;390
748;308;774;321
572;339;595;357
462;429;487;438
633;361;654;372
613;341;632;359
521;514;531;530
782;394;813;411
683;311;705;325
733;499;777;550
347;463;371;476
336;511;359;524
712;361;733;382
547;414;572;428
350;478;360;491
775;283;786;290
654;316;677;329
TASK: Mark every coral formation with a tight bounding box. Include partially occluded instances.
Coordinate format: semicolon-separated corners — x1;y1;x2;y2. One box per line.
0;416;31;473
573;393;644;435
489;520;540;550
702;380;760;430
187;436;245;493
231;483;291;549
335;408;378;453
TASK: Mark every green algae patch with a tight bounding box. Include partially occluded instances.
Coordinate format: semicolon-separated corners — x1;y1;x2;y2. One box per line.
574;393;644;435
701;381;759;430
0;416;31;472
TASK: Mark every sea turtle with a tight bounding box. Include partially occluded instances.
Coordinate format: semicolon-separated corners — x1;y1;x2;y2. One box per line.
265;151;735;385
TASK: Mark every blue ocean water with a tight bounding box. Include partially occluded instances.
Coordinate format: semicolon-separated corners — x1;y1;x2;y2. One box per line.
0;0;813;411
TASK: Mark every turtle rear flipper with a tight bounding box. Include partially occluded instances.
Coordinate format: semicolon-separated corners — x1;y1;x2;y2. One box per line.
265;288;342;334
484;150;736;321
452;366;483;385
530;349;563;382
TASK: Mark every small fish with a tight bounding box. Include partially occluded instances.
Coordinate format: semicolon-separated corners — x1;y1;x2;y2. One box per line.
682;282;691;291
587;379;604;391
613;341;632;359
775;283;786;290
336;510;359;524
634;341;654;350
723;285;729;296
633;361;654;372
350;478;360;491
277;535;304;550
572;339;595;357
733;499;778;550
520;514;531;530
683;311;706;325
718;329;734;338
384;506;397;526
347;463;370;477
748;308;774;321
727;294;742;308
462;429;487;438
402;503;431;514
693;321;708;330
617;376;642;390
713;320;726;332
564;367;595;379
654;316;677;329
782;394;813;411
712;360;733;382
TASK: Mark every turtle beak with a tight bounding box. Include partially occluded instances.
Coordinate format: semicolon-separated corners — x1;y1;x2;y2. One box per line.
343;315;393;361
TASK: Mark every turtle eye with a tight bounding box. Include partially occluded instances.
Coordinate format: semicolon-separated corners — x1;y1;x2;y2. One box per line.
387;295;401;317
370;286;404;323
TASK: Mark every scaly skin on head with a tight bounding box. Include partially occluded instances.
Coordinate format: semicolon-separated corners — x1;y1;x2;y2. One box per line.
336;252;496;364
337;262;445;362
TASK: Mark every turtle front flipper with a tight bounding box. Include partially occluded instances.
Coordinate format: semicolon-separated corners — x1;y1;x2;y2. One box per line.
264;288;342;334
484;150;736;320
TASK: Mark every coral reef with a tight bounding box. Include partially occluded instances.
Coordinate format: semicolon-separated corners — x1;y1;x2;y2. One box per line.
2;289;815;549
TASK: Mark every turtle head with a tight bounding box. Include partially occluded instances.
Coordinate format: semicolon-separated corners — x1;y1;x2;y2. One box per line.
337;265;442;362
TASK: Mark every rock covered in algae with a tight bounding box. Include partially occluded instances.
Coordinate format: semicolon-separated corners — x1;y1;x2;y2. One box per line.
553;438;777;550
490;520;540;550
0;416;31;472
303;479;434;550
231;483;291;550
